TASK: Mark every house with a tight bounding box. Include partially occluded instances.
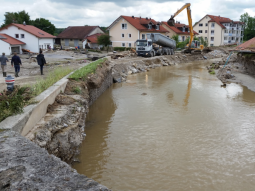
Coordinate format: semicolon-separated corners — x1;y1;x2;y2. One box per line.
56;26;104;48
0;33;26;55
193;15;244;46
161;21;198;42
0;23;55;53
107;16;169;47
85;33;104;49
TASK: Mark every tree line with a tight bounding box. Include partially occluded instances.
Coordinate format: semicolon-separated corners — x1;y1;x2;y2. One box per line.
1;10;57;35
240;13;255;41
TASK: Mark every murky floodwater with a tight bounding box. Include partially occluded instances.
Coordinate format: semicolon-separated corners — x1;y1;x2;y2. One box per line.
73;61;255;191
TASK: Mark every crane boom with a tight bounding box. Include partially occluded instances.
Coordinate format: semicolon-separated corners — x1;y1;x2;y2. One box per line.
167;3;194;49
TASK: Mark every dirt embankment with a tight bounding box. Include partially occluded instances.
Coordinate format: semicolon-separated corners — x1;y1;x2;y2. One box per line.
26;60;112;163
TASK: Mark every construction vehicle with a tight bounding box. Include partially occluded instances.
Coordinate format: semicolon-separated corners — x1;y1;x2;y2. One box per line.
136;33;176;57
167;3;204;54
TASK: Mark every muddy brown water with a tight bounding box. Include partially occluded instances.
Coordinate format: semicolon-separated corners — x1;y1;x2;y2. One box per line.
73;61;255;191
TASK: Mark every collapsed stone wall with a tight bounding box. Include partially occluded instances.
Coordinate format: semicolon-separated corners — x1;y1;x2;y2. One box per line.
236;53;255;75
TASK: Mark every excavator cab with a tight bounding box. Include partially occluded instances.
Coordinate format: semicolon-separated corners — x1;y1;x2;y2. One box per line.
167;18;175;26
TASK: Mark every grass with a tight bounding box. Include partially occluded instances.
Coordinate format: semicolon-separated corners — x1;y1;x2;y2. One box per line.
69;58;106;81
72;86;81;94
209;69;216;75
30;67;73;97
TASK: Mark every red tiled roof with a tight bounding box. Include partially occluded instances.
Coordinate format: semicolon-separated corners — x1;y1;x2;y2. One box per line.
57;26;100;39
0;23;55;38
207;15;244;29
86;33;104;43
162;21;198;35
235;37;255;51
0;33;25;45
109;16;168;33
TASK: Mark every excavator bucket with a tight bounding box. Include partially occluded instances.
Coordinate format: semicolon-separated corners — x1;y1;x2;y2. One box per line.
167;18;175;26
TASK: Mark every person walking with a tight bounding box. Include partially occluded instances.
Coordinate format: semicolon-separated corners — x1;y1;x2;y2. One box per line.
36;50;46;75
11;52;22;77
0;52;9;77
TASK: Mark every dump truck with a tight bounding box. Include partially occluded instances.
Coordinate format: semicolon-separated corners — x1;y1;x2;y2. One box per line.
135;33;176;57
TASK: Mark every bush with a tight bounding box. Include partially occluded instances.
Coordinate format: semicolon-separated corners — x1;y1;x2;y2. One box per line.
0;86;32;122
69;58;106;81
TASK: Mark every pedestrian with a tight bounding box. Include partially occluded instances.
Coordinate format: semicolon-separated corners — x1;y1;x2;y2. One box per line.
0;52;9;77
11;52;22;77
36;50;46;75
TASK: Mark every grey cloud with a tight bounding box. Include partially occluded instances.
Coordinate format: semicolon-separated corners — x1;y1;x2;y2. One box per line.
51;0;182;7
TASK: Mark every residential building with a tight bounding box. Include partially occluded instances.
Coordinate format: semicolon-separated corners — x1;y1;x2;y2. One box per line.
56;26;104;48
107;16;168;47
193;15;244;46
161;21;198;42
85;33;104;49
0;33;26;55
0;23;55;53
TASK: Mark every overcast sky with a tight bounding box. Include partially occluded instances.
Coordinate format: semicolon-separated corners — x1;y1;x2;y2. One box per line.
0;0;255;28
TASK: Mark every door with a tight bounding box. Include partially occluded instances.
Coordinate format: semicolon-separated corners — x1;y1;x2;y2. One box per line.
74;39;79;47
65;39;69;46
11;46;20;54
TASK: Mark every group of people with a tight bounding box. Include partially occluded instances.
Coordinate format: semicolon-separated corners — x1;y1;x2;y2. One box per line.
0;49;46;78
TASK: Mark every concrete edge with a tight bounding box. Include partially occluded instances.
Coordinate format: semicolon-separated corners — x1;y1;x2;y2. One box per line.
0;56;111;134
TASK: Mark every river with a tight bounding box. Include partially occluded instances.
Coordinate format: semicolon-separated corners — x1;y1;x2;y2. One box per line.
73;60;255;191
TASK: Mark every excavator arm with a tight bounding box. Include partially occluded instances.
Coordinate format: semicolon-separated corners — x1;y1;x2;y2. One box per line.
167;3;194;48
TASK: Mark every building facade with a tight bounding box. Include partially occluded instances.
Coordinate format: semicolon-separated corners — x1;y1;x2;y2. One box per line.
107;16;168;47
0;23;55;53
161;21;198;42
193;15;244;46
0;33;25;55
56;26;104;48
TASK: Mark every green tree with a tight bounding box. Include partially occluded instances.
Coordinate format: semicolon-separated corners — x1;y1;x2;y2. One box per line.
240;13;255;41
199;36;208;47
31;18;56;35
97;34;111;52
1;10;30;27
171;35;180;44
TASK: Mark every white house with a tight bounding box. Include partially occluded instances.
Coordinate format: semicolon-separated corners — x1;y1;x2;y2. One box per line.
0;33;26;55
0;23;55;53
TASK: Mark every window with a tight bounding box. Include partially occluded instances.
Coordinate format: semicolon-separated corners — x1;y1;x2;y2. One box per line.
129;43;132;47
199;37;201;41
205;23;208;26
148;24;152;29
211;37;214;41
199;30;203;33
142;34;145;39
205;30;207;33
156;25;159;30
70;39;73;41
182;36;185;41
122;33;124;38
122;43;125;47
199;23;203;27
224;37;227;40
182;27;185;32
15;34;19;38
211;30;214;34
122;23;127;29
225;30;228;33
129;34;131;38
210;44;214;47
21;34;25;38
211;23;215;27
205;37;208;41
232;37;234;40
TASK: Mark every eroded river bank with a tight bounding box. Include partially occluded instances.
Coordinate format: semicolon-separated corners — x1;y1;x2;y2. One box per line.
73;60;255;191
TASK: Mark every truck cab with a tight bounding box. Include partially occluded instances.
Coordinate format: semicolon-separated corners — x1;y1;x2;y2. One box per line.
136;39;153;57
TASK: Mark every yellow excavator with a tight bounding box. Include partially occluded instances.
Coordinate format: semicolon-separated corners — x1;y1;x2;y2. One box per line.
167;3;204;54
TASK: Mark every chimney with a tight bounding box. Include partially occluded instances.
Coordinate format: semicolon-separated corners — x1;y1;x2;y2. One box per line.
23;21;26;26
132;16;134;18
140;16;141;20
146;17;148;20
